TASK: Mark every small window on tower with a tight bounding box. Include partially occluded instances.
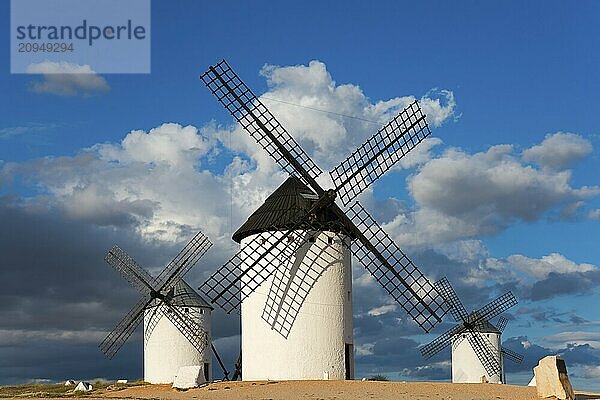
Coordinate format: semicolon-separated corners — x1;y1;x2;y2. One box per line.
184;307;189;313
328;236;334;245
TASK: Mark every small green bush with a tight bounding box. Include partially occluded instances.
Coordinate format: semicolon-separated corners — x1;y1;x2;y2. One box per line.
368;374;390;381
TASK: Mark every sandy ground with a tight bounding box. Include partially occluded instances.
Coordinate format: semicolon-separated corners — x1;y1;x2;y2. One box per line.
28;380;599;400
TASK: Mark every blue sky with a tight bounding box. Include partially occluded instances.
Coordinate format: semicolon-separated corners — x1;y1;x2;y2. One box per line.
1;0;600;390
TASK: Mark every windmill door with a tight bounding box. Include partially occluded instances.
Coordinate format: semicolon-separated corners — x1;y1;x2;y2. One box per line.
345;343;354;380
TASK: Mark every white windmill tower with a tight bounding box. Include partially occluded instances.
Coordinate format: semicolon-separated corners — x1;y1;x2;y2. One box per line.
198;60;449;381
451;317;503;383
144;280;213;383
421;278;523;384
232;176;354;380
100;232;221;384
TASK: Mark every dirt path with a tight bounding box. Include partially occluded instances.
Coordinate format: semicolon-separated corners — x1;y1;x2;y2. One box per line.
101;380;539;400
6;380;600;400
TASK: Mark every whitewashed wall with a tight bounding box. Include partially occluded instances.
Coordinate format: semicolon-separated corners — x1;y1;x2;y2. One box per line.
451;332;502;383
144;306;212;383
241;230;353;380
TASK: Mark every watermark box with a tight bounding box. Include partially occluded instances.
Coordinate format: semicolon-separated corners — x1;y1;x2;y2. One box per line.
10;0;151;74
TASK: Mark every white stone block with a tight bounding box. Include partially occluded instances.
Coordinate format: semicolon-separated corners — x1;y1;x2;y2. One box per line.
533;355;575;400
74;382;93;392
64;380;76;386
116;379;128;384
528;376;536;386
172;365;206;389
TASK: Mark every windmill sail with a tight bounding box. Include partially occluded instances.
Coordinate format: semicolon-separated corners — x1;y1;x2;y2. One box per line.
199;59;448;334
99;231;212;359
330;101;431;206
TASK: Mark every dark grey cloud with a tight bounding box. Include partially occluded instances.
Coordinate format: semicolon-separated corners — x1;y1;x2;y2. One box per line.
502;336;552;373
0;337;141;385
354;330;600;382
355;336;449;379
569;315;590;325
530;270;600;301
0;198;239;384
403;141;599;247
411;248;600;304
502;336;600;375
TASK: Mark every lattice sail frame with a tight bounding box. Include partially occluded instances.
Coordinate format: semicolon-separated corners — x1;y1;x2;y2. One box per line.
496;316;509;333
199;59;447;334
330;101;431;206
99;232;212;359
199;205;311;313
262;230;349;338
348;202;447;332
143;304;210;355
201;60;322;187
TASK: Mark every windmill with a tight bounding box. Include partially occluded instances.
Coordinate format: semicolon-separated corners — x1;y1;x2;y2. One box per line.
420;277;523;383
198;59;448;380
99;231;229;383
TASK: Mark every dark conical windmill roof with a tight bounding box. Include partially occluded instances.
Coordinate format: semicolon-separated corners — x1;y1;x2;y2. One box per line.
148;280;213;309
232;176;347;243
473;319;501;334
465;312;502;334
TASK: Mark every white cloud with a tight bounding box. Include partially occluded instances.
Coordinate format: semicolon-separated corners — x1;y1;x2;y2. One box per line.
257;60;455;170
5;61;597;302
589;209;600;220
390;143;600;247
367;304;398;316
96;123;214;168
507;253;596;280
0;122;59;140
355;343;375;356
433;239;489;264
26;61;110;96
545;331;600;342
544;331;600;349
3;123;231;242
522;132;593;171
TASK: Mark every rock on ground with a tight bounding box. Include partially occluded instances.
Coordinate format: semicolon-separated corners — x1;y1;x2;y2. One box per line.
74;381;93;392
533;355;575;400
